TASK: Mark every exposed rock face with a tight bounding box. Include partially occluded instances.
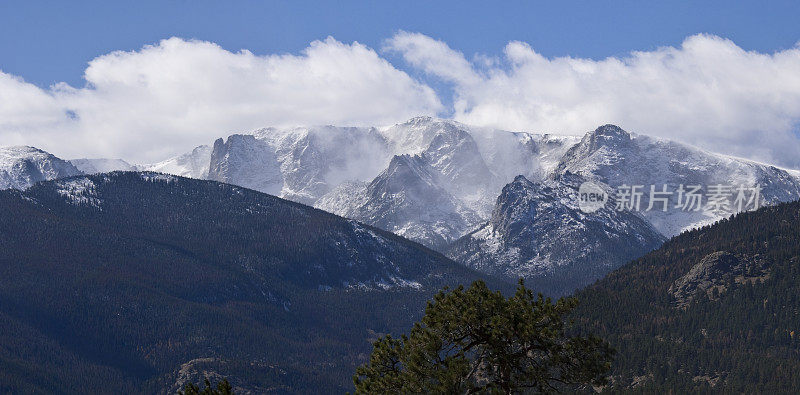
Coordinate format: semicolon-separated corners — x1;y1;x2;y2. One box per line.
313;118;574;248
669;251;770;307
169;358;288;395
136;117;577;249
146;145;212;179
0;146;83;190
420;122;498;215
208;135;284;196
447;173;666;295
317;154;481;250
250;126;391;204
43;120;800;289
555;125;800;236
167;120;800;253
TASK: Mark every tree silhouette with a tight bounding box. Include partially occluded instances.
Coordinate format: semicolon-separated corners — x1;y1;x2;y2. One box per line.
179;377;233;395
354;280;614;393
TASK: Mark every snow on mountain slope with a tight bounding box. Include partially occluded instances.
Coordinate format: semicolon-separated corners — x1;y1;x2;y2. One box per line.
6;120;799;296
378;117;577;183
317;154;481;250
137;119;800;254
0;146;83;190
207;135;284;195
314;180;370;214
128;118;575;209
378;116;450;155
146;145;212;179
555;125;800;236
198;118;562;247
69;158;136;174
470;129;580;182
447;173;666;296
254;125;391;204
203;126;392;204
404;120;499;217
313;118;577;247
421;123;495;193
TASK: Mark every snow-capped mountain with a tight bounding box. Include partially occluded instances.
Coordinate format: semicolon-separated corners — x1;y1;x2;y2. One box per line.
555;124;800;236
208;126;389;205
411;121;498;215
208;135;284;195
316;154;482;250
184;117;576;247
378;117;578;195
314;118;580;246
0;146;82;190
69;158;136;174
144;118;800;253
5;116;798;301
145;144;212;179
447;173;665;295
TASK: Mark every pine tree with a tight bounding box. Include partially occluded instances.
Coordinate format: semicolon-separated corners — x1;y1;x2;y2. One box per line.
354;280;614;393
179;378;233;395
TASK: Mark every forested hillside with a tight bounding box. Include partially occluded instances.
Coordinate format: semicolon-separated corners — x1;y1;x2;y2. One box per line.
574;199;800;392
0;172;509;393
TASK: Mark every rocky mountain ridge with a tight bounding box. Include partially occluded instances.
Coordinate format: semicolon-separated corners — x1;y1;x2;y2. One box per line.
0;146;82;190
447;172;666;295
4;119;800;295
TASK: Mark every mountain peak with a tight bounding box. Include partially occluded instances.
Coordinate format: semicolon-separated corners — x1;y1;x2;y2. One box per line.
0;146;53;163
553;124;636;181
511;174;531;184
208;134;283;196
381;154;436;189
359;153;482;249
587;124;632;144
387;153;423;168
399;116;465;130
404;115;438;125
448;173;665;296
0;146;82;190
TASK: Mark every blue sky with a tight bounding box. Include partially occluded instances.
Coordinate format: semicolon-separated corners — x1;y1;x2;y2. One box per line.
2;1;800;88
1;1;799;166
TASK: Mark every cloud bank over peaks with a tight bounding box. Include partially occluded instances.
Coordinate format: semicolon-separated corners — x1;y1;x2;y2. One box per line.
2;33;800;168
386;32;800;168
0;37;442;162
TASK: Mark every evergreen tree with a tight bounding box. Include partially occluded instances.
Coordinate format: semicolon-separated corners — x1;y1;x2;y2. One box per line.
179;378;233;395
354;280;614;393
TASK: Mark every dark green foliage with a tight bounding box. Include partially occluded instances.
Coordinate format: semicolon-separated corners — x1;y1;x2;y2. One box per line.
573;199;800;392
0;172;511;393
355;280;614;393
179;378;233;395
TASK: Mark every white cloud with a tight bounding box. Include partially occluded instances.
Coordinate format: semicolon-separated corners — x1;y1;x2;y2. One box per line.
0;37;441;162
3;33;800;168
384;31;479;86
387;32;800;168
